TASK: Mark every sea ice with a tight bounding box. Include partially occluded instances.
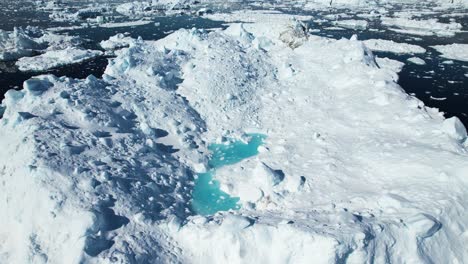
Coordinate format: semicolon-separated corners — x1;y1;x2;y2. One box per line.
431;43;468;62
100;34;138;50
363;38;426;54
333;19;369;30
16;48;103;72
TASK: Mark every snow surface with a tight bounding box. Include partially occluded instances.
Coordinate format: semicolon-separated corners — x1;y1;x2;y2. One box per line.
431;43;468;62
363;38;426;54
16;48;103;72
1;10;468;264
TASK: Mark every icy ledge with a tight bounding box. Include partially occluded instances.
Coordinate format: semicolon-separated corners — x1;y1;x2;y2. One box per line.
1;20;468;263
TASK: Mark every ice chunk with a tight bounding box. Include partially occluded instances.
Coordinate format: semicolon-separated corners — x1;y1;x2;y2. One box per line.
431;43;468;62
407;57;426;65
100;33;137;50
333;19;369;30
442;117;467;141
16;48;103;72
363;39;426;54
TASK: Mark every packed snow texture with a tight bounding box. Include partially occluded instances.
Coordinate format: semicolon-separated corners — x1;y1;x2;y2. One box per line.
431;43;468;62
1;15;468;264
363;38;426;54
16;48;103;72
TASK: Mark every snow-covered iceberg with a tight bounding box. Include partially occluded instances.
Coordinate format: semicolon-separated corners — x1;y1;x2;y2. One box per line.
1;18;468;264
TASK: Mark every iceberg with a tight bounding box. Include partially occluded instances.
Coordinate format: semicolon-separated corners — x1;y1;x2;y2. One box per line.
1;10;468;264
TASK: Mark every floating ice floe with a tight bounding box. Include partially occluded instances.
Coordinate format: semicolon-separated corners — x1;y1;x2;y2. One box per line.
99;20;153;28
116;1;153;16
100;34;139;50
381;16;463;37
16;48;103;72
1;17;468;264
375;56;405;75
407;56;426;65
333;19;369;30
363;38;426;54
431;43;468;62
